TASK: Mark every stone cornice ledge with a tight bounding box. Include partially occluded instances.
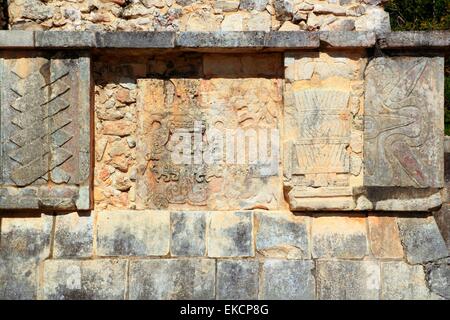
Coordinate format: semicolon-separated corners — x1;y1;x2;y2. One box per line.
0;30;448;51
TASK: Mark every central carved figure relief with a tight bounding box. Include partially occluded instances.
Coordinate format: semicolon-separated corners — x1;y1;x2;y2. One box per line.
136;78;283;210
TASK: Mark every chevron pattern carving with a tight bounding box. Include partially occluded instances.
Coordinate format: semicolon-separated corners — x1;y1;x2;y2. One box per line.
7;61;73;187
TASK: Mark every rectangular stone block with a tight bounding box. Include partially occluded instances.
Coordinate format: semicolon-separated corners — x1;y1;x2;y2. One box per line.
96;32;175;48
312;215;368;259
260;260;315;300
368;215;403;259
434;204;450;249
216;260;259;300
43;259;127;300
96;210;170;257
316;260;380;300
0;31;34;48
427;261;450;300
0;213;53;299
136;77;283;211
255;211;310;259
171;211;206;257
207;211;254;257
0;51;92;210
35;31;96;48
397;215;448;264
283;52;366;211
176;31;266;48
54;212;93;258
129;259;215;300
381;261;437;300
364;57;444;189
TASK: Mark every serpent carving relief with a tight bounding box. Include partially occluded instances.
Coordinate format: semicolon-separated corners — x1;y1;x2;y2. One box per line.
364;57;444;188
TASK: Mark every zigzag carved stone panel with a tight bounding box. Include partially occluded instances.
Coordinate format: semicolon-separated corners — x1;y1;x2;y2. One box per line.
0;52;92;210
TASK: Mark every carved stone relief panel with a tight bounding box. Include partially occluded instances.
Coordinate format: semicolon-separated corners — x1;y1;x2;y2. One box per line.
362;57;444;211
283;52;366;211
364;57;444;187
136;78;283;210
0;51;92;210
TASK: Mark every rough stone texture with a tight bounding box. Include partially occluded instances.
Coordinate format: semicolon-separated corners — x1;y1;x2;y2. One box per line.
35;31;97;48
284;52;366;211
312;215;368;259
427;260;450;299
0;51;92;210
43;259;127;300
381;262;437;300
434;203;450;249
0;31;34;47
319;31;376;48
368;215;403;259
261;259;315;300
208;211;254;257
364;57;444;190
317;260;380;300
129;259;215;299
93;55;144;210
171;211;206;256
135;76;283;211
379;31;450;50
54;212;93;258
0;214;52;299
96;210;170;256
216;260;259;300
255;211;310;259
6;0;389;32
397;216;448;264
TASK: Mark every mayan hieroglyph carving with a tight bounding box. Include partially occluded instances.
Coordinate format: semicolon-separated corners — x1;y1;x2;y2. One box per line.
364;57;444;188
283;52;366;210
0;52;92;210
136;78;283;210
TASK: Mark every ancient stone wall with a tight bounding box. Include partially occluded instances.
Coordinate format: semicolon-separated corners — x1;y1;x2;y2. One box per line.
0;1;449;301
6;0;390;32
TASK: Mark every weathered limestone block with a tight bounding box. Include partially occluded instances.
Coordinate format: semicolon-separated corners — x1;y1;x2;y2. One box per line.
0;51;92;210
216;260;259;300
434;203;450;249
54;212;93;258
312;215;368;259
260;259;315;300
427;260;450;299
208;211;254;257
171;211;206;256
129;259;215;299
255;211;310;259
397;216;448;264
381;262;438;300
363;57;444;211
136;77;283;211
316;260;380;300
368;215;403;259
0;214;52;299
43;259;127;300
96;210;170;256
283;52;366;211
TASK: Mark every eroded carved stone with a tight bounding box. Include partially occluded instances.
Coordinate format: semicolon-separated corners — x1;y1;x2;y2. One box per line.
136;78;282;210
0;51;92;210
283;52;366;211
364;57;444;188
363;57;444;211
